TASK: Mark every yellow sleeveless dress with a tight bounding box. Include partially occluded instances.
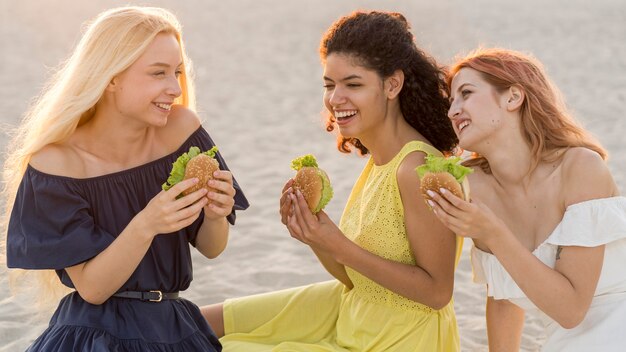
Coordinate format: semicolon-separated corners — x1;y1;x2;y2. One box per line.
220;141;463;351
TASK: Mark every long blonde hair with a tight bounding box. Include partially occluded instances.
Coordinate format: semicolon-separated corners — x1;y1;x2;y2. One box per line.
447;48;606;173
1;6;196;306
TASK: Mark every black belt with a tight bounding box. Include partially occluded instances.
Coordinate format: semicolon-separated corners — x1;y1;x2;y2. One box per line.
112;290;179;302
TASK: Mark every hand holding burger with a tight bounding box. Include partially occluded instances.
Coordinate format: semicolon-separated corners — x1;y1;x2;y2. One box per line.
162;146;220;198
415;155;473;205
290;154;333;214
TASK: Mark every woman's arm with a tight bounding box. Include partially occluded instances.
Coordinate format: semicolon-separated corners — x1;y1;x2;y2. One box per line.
194;170;236;259
481;225;604;328
338;151;457;308
280;180;352;286
486;297;525;351
195;217;229;259
309;246;353;288
287;152;458;309
65;178;208;304
430;148;618;327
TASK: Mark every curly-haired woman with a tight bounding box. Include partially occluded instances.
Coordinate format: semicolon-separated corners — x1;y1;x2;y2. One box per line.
202;10;462;351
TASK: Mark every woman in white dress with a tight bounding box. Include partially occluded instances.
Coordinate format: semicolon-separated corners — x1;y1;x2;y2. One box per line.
428;48;626;351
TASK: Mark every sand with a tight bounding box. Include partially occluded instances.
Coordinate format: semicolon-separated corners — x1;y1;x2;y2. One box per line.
1;0;624;351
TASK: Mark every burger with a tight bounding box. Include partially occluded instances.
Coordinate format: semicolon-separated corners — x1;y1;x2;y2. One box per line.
162;146;220;197
415;155;473;203
290;154;333;214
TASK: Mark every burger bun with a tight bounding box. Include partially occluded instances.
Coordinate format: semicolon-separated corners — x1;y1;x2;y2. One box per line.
420;171;470;201
182;154;220;197
293;167;324;212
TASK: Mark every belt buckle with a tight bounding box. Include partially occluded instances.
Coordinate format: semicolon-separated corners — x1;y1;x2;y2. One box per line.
149;290;163;302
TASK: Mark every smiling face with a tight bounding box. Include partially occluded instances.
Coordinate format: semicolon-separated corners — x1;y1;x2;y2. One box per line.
322;53;389;141
448;68;509;151
107;32;183;126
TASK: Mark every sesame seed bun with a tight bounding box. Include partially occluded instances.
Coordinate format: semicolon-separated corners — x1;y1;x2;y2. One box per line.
293;167;333;213
420;171;470;201
182;154;220;197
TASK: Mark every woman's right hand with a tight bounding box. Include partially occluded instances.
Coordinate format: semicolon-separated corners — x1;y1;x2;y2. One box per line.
427;188;507;246
279;179;294;225
135;178;209;237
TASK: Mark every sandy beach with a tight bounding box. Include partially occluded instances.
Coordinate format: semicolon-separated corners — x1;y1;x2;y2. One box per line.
1;0;624;351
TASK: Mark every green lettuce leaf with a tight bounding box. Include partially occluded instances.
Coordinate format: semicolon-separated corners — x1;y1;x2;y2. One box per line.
315;169;334;213
291;154;318;170
162;146;218;191
415;154;473;183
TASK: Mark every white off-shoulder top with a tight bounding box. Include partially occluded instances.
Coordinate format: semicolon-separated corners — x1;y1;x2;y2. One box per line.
472;197;626;351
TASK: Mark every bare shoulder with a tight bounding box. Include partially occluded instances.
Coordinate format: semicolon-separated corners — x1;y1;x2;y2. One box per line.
396;150;427;185
560;147;618;205
396;151;428;211
156;105;202;149
29;142;83;177
168;104;202;130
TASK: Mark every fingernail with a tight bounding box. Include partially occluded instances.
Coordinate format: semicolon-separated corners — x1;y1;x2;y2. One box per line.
193;178;199;184
297;189;303;197
426;190;436;198
439;188;447;194
427;200;435;207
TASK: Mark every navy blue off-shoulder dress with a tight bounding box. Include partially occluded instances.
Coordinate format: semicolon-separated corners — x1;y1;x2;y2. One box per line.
6;126;249;351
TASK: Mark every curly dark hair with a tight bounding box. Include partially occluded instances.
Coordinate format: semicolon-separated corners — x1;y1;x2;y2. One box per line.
320;11;457;154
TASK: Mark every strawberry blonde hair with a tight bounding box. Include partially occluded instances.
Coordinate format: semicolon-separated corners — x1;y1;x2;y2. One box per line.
447;48;606;173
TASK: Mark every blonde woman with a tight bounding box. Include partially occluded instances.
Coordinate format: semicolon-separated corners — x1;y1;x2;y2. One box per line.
429;48;626;351
3;7;248;351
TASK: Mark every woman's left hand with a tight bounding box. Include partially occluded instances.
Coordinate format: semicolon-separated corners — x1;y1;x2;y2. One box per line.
427;188;505;244
286;189;349;255
203;170;236;220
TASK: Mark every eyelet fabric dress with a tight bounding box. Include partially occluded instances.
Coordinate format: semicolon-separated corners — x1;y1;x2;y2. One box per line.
472;197;626;351
219;141;463;351
7;126;249;352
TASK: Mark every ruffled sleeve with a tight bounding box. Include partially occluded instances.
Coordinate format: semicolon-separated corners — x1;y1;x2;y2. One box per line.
472;197;626;301
546;197;626;246
471;245;527;300
7;167;115;270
